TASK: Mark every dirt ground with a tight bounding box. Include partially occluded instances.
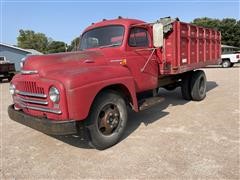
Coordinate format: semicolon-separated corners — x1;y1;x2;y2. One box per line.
0;65;239;179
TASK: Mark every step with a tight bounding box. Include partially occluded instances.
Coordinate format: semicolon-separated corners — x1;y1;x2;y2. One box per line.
138;96;165;111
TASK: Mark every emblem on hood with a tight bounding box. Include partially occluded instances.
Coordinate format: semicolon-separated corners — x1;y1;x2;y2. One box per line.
21;70;38;75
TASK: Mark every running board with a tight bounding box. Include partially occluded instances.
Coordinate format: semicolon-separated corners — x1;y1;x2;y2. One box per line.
138;96;165;111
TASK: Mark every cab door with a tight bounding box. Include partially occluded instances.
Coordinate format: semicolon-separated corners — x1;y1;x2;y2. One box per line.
125;26;159;92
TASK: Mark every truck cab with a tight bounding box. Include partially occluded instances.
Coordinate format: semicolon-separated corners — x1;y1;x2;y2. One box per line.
79;19;160;92
8;17;221;149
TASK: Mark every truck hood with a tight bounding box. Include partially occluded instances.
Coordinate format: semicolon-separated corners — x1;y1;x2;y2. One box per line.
23;50;106;77
22;50;131;89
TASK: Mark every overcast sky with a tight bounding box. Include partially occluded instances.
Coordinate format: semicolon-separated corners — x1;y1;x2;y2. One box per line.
1;0;239;45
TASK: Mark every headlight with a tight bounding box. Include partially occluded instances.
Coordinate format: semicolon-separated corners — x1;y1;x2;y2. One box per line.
49;86;60;103
9;83;16;95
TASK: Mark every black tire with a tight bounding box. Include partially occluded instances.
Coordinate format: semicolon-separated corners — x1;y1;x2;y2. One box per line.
190;70;207;101
163;84;178;91
222;59;231;68
181;72;192;100
86;90;127;150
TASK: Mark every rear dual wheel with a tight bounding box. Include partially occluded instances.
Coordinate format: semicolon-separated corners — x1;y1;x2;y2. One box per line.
181;72;192;100
163;84;178;91
181;70;206;101
86;91;127;150
191;70;207;101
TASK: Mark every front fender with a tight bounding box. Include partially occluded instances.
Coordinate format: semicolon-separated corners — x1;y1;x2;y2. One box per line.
61;66;138;120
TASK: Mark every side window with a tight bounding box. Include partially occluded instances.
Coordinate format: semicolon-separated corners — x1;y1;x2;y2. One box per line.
128;27;149;47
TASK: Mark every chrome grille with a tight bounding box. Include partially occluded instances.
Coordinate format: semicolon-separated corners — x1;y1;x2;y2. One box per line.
18;81;45;94
14;81;62;114
16;96;48;105
16;90;47;98
14;101;61;114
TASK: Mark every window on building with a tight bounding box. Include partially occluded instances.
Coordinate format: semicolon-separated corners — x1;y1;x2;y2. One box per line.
0;56;6;61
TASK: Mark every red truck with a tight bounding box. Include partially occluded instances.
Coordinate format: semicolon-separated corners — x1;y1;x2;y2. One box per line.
8;17;221;149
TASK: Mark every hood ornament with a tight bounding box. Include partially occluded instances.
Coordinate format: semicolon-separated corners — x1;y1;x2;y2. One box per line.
21;70;38;75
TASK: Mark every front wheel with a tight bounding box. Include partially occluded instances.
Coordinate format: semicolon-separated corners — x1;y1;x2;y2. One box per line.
86;91;127;150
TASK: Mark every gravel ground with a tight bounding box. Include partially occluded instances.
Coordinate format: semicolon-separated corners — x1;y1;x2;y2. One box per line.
0;65;239;179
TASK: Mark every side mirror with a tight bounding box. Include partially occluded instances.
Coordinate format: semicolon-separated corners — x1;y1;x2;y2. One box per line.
153;23;164;48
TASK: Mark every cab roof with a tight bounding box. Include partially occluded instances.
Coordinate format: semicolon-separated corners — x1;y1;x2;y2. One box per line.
83;18;146;32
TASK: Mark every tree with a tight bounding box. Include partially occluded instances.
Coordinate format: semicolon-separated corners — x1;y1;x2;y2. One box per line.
17;29;68;54
192;17;240;47
47;41;66;53
68;37;80;51
192;17;220;30
17;29;48;53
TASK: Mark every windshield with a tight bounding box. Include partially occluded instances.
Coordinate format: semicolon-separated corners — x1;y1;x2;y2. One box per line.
79;25;124;50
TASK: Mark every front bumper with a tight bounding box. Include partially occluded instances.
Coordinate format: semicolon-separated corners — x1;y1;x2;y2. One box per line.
8;105;77;135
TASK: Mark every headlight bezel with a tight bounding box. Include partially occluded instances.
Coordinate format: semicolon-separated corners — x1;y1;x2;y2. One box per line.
49;86;60;103
20;57;27;69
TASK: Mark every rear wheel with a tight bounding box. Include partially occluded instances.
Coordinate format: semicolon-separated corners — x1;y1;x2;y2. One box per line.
86;91;127;150
163;83;178;91
181;72;192;100
190;70;206;101
222;59;231;68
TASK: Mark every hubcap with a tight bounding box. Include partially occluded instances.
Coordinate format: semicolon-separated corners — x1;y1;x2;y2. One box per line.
97;104;120;135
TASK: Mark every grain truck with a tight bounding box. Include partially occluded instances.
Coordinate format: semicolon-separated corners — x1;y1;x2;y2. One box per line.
8;17;221;149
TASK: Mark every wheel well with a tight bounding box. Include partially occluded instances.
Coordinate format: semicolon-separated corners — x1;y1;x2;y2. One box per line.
96;84;133;106
221;58;230;62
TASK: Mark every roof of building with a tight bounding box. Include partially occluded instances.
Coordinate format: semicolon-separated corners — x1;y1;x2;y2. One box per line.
25;49;43;55
0;42;43;55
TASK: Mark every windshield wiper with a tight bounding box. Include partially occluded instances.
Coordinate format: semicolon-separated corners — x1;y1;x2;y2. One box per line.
99;43;121;49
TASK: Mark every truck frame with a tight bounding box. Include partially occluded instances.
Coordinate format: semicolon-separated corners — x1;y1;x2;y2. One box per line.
8;17;221;149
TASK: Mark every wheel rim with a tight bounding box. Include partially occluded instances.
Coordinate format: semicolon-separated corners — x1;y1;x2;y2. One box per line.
97;104;121;136
199;76;206;95
222;61;229;68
